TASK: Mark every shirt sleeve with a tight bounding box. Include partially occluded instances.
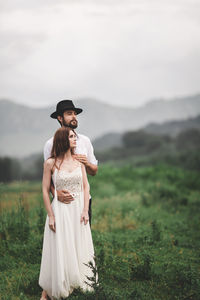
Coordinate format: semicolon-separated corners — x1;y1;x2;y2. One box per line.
43;139;52;161
85;137;98;165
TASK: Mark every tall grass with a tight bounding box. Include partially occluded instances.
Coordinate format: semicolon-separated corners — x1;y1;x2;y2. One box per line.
0;164;200;299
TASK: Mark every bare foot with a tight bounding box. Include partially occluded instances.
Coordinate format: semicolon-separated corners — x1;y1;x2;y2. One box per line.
40;290;48;300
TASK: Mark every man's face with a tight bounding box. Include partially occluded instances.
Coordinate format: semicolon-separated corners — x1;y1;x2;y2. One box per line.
59;110;78;129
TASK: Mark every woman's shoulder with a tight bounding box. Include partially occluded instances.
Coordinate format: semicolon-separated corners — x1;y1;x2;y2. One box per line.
44;157;55;169
72;159;83;169
73;159;82;168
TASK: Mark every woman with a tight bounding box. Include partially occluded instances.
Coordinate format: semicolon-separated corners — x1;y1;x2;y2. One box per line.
39;127;95;300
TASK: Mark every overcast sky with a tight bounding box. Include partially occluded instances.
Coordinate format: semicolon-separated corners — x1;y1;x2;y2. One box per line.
0;0;200;108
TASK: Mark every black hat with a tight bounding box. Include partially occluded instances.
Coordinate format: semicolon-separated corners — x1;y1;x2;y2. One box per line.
50;100;83;119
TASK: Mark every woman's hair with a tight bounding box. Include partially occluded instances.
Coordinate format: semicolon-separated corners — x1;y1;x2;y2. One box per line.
51;126;76;170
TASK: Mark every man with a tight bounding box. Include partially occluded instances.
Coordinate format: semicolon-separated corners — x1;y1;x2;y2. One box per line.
44;99;98;226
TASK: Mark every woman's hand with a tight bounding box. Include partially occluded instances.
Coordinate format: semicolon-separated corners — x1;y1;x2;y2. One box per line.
49;215;56;232
80;210;89;225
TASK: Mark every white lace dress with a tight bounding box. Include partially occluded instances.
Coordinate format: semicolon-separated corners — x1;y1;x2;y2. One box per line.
38;165;95;299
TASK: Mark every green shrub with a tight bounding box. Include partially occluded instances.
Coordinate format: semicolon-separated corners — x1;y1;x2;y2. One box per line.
129;254;152;281
0;195;30;242
151;220;161;243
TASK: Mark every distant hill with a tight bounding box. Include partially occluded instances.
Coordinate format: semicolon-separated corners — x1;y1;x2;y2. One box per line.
0;100;58;157
93;114;200;151
93;132;123;152
0;93;200;157
143;115;200;137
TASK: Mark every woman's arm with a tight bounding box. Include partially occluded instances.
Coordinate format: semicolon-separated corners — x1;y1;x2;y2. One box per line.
80;163;90;225
50;181;55;198
42;159;56;232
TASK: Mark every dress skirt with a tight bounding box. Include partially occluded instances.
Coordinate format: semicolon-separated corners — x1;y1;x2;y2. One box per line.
38;168;95;299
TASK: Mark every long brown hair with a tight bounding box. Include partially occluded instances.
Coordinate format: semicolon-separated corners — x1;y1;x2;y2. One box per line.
51;126;76;170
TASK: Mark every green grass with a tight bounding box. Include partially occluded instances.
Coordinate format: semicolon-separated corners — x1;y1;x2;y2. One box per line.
0;164;200;299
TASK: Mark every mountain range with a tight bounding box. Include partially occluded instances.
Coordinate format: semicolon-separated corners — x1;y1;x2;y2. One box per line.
0;93;200;157
93;114;200;151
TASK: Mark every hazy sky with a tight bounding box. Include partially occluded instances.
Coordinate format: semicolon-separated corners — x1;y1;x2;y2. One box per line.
0;0;200;108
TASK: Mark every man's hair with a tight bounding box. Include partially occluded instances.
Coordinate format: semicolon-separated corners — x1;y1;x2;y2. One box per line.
57;113;63;126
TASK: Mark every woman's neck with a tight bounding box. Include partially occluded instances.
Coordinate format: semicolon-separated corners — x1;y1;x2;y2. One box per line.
63;149;73;161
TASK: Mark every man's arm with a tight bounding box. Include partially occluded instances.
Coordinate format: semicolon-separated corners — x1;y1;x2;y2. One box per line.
49;174;74;203
73;154;98;176
74;135;98;176
44;139;53;161
86;137;98;175
86;162;98;176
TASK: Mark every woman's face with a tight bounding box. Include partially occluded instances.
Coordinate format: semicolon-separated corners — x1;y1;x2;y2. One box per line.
68;130;77;149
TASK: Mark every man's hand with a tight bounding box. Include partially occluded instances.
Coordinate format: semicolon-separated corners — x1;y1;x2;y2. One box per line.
73;154;98;176
73;154;89;166
57;189;74;204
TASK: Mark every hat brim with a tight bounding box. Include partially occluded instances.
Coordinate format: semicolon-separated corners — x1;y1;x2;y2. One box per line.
50;108;83;119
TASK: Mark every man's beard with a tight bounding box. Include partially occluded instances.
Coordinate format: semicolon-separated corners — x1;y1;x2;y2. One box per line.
63;119;78;129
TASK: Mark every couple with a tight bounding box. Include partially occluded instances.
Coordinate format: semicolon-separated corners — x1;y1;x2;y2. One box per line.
39;100;98;300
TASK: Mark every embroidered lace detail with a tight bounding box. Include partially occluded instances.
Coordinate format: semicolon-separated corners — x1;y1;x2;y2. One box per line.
52;166;82;196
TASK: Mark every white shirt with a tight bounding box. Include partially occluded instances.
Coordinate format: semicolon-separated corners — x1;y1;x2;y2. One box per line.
43;133;98;165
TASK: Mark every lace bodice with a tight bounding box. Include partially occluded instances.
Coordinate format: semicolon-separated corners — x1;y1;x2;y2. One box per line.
52;165;82;197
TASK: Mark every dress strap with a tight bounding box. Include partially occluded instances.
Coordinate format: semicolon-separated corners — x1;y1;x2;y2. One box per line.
80;163;84;193
54;168;58;201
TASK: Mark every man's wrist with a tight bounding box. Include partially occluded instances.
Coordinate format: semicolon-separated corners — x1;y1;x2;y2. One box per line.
57;195;62;202
85;161;90;167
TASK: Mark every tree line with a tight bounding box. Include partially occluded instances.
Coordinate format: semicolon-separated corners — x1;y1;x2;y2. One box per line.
0;155;43;183
0;128;200;182
96;128;200;170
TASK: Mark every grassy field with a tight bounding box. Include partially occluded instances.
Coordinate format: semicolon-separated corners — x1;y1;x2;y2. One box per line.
0;164;200;300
